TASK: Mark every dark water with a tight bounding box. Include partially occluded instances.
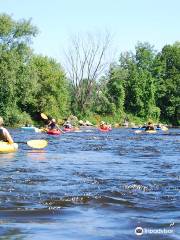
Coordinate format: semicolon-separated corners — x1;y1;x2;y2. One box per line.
0;128;179;240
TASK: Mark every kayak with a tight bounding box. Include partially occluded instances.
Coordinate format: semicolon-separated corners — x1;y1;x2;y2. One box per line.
99;127;112;132
135;130;157;134
160;126;168;131
134;127;167;132
145;130;157;134
0;142;18;153
131;127;146;130
35;128;47;133
47;129;61;135
63;127;74;132
155;126;168;131
21;126;39;132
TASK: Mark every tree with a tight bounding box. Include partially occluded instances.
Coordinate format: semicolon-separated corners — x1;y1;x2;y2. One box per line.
121;43;160;119
0;14;38;48
134;42;159;119
0;14;70;125
0;14;38;125
106;42;160;121
91;76;115;115
64;32;112;114
154;42;180;125
106;65;126;116
29;55;70;119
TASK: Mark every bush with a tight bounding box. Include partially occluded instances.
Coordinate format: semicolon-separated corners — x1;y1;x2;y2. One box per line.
4;108;33;127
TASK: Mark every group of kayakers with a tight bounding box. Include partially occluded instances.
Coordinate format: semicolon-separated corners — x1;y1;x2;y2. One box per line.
0;115;75;143
46;119;112;132
0;113;169;144
45;118;73;132
45;118;112;132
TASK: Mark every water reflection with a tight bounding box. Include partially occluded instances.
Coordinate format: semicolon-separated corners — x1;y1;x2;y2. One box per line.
0;153;17;166
26;150;47;161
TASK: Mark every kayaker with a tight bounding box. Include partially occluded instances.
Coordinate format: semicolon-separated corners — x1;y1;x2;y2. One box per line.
145;121;155;131
100;121;108;130
48;119;64;133
63;120;72;129
0;117;14;144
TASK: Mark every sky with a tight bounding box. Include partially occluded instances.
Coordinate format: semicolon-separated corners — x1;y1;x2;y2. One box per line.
0;0;179;62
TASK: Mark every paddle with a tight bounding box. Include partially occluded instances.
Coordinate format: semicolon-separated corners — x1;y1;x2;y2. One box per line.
41;113;48;120
17;140;48;149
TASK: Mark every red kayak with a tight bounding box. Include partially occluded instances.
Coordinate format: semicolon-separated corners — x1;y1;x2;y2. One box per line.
99;127;112;132
63;128;74;132
47;129;61;135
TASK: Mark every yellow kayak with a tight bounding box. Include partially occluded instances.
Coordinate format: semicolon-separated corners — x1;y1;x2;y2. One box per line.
145;130;157;134
161;126;168;131
0;142;18;153
35;128;48;133
135;130;157;134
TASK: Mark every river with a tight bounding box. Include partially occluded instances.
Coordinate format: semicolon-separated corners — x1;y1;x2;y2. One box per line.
0;128;179;239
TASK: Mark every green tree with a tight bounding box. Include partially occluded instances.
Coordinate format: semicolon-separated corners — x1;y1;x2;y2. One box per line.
135;42;159;119
91;76;115;115
0;14;38;125
106;65;125;116
30;55;70;119
120;43;160;119
154;42;180;124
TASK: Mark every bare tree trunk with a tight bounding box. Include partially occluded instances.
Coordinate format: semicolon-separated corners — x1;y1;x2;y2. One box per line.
64;32;112;113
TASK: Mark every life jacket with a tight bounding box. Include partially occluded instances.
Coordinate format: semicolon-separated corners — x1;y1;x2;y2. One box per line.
100;125;109;130
0;128;8;142
49;122;56;130
145;126;155;131
64;124;72;129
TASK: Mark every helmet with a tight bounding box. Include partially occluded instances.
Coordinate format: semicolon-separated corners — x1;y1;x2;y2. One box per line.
52;119;56;123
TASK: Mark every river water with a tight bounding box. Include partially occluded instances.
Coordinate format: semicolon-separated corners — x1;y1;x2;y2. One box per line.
0;128;179;239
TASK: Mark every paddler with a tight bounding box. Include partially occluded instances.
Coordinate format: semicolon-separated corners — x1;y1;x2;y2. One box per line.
0;116;14;144
145;121;155;131
48;118;64;133
100;121;109;130
63;120;72;129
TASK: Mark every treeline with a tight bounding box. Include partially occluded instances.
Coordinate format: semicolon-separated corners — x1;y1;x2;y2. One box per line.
97;42;180;125
0;14;179;126
0;14;70;126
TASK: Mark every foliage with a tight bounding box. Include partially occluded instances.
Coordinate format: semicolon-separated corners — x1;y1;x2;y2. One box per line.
0;14;70;126
5;108;33;127
106;65;126;115
154;42;180;125
29;55;70;119
105;43;161;122
0;14;179;126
